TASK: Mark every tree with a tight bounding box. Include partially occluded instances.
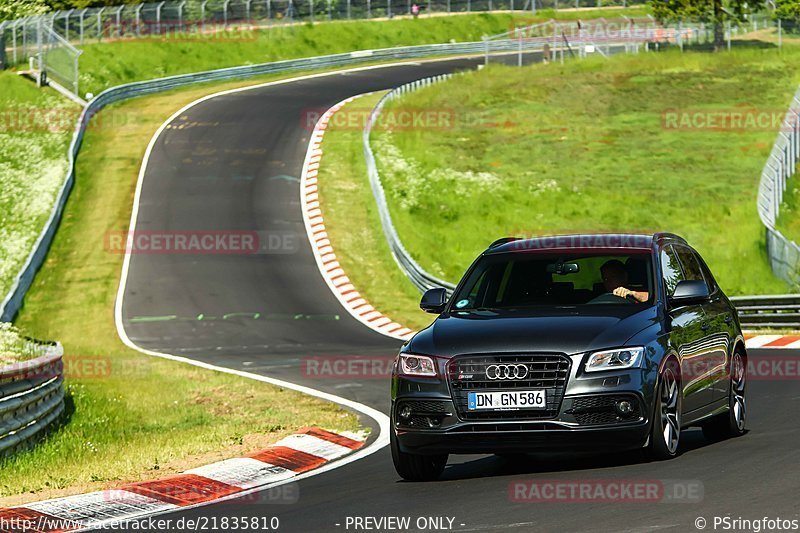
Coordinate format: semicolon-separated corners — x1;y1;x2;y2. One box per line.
775;0;800;31
0;0;50;21
651;0;765;51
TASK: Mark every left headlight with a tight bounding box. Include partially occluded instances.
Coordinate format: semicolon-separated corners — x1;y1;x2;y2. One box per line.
584;347;645;373
398;354;437;377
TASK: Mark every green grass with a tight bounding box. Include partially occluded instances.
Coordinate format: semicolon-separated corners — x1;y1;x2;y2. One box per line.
0;73;79;299
2;73;372;507
317;92;435;331
75;9;647;95
776;178;800;244
366;46;800;302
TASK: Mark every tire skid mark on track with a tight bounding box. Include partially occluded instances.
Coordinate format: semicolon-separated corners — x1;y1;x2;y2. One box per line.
0;428;366;532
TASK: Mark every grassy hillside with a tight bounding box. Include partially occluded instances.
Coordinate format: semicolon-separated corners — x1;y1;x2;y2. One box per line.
369;46;800;297
77;9;648;94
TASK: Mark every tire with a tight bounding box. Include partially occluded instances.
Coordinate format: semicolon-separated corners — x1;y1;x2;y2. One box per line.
390;429;447;481
702;349;747;441
646;358;682;461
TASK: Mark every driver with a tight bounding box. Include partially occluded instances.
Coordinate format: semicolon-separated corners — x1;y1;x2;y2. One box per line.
600;260;649;303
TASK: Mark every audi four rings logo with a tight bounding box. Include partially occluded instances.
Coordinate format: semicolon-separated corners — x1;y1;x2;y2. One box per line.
486;364;529;380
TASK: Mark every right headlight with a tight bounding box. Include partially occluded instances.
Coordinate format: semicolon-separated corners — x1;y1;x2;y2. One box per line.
398;354;437;377
584;347;645;373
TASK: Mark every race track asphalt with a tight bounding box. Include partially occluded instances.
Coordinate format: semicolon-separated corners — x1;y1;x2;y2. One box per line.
118;56;800;532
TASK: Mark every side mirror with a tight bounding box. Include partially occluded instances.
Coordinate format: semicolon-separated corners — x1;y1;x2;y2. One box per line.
420;288;448;314
669;280;710;307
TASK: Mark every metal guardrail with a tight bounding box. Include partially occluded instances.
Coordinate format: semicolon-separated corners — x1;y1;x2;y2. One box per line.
731;295;800;329
364;76;458;294
0;38;565;322
362;21;662;295
756;85;800;288
0;343;65;456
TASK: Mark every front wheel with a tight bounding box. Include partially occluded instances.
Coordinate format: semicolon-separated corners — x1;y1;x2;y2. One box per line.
390;429;447;481
645;359;682;461
702;350;747;441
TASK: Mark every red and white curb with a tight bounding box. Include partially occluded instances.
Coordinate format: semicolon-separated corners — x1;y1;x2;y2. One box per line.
745;334;800;349
0;427;365;532
300;94;416;342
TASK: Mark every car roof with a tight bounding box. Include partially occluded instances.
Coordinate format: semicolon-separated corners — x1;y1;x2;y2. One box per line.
485;233;686;254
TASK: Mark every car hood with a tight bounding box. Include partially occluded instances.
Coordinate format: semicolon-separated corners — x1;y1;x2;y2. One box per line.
406;306;659;357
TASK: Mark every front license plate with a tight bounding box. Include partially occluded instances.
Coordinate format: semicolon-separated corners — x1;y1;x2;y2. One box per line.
467;390;546;411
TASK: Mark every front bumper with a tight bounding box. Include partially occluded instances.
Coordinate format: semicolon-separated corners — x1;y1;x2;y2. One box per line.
392;392;650;455
394;421;650;455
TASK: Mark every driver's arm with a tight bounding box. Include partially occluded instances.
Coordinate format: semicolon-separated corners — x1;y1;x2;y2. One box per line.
612;287;649;303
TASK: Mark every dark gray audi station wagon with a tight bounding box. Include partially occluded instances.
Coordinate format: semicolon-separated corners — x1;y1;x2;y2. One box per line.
391;233;747;481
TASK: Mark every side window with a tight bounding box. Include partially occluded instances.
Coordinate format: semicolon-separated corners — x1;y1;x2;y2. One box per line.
660;245;684;296
696;254;718;293
675;246;705;282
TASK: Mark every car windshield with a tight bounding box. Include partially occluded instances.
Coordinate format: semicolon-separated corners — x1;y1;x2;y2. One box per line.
451;251;654;310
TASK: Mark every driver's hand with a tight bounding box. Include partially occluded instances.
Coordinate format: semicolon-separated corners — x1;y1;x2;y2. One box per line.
612;287;632;299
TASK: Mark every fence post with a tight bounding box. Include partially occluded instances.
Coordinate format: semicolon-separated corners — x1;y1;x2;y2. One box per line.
64;10;72;40
309;0;314;21
367;0;371;18
136;4;143;36
79;9;86;44
156;2;163;34
483;35;488;66
389;0;393;17
96;8;104;41
12;23;17;65
115;6;123;37
727;20;731;51
778;19;782;50
518;31;522;66
224;0;231;28
36;17;43;81
346;0;350;18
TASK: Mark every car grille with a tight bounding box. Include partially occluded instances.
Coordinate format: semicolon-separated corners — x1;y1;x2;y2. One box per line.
447;354;571;421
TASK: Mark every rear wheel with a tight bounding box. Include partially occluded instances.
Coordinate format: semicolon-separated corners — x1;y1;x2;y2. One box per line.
702;350;746;440
390;429;447;481
646;359;682;461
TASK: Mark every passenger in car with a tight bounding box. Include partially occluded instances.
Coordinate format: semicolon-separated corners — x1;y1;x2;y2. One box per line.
601;260;649;303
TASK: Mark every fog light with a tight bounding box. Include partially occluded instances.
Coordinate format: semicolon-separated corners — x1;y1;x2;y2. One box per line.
399;405;412;420
615;400;634;416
